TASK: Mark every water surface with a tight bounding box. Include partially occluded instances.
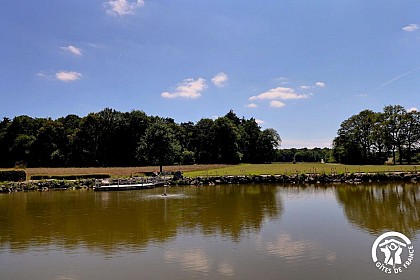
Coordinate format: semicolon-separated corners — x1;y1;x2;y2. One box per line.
0;183;419;279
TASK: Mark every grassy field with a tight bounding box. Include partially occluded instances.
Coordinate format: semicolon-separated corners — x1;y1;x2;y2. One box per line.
25;165;226;178
22;163;420;179
183;163;420;177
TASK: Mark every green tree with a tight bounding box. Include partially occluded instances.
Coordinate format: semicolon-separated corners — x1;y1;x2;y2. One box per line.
240;118;261;163
120;110;150;166
136;119;181;173
212;117;242;164
383;105;407;164
333;115;365;164
193;118;215;164
333;110;383;164
3;115;44;166
403;111;420;164
0;118;11;166
256;128;281;163
9;134;36;166
30;119;66;167
71;113;101;166
57;114;81;166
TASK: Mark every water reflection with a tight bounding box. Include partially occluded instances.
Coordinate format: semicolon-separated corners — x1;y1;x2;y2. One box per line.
256;233;337;263
2;183;420;280
0;185;282;252
335;182;420;237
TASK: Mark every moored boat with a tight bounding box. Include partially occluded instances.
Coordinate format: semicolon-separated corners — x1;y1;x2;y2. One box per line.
93;182;157;191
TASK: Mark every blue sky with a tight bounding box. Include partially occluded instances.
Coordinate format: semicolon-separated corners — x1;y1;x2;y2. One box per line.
1;0;419;148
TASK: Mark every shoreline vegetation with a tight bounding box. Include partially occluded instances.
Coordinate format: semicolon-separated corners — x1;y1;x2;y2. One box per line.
1;163;420;193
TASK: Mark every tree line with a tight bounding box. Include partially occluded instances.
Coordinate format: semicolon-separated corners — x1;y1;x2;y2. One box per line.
275;148;333;163
333;105;420;165
0;108;281;169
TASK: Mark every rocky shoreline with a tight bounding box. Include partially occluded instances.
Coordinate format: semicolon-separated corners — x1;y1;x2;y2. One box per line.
174;172;420;185
1;171;420;193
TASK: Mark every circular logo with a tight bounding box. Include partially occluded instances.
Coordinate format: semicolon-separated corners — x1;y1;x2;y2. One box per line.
371;231;414;274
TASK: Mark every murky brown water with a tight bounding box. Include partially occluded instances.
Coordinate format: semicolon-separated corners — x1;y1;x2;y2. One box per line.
1;183;419;280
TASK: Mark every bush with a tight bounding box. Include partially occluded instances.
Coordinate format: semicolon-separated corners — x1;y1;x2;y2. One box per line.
0;170;27;182
181;150;195;165
30;174;110;180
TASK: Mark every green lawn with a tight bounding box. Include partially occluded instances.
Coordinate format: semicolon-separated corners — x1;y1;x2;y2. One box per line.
183;163;420;177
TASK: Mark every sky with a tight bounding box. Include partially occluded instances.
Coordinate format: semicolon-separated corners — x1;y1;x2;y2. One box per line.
1;0;420;148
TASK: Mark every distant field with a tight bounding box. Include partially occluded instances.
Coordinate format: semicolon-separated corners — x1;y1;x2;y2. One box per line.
183;163;420;177
21;163;420;179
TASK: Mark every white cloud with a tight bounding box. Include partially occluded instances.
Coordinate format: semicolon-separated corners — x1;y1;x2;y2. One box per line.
161;78;207;99
269;100;286;108
250;87;309;101
315;82;326;88
55;71;82;82
402;24;419;32
245;103;258;108
211;72;228;87
255;119;265;125
300;85;311;90
408;107;418;112
105;0;145;16
61;45;82;56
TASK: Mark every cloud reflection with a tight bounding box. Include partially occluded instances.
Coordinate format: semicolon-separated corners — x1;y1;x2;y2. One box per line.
217;261;235;277
165;248;212;274
164;248;235;277
54;274;79;280
256;233;336;263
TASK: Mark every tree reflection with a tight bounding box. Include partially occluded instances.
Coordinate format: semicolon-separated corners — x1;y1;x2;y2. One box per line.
335;183;420;238
0;184;282;252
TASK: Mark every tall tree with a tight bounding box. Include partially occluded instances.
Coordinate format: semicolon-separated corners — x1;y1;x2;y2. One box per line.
256;128;281;163
240;118;261;163
383;105;407;164
119;110;150;166
0;118;11;166
71;113;101;166
403;111;420;164
212;117;242;164
193;118;215;164
3;115;44;166
136;119;181;173
333;115;364;164
30;119;66;167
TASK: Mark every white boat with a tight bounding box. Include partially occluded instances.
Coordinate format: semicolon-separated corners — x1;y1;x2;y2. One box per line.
93;178;165;192
93;182;157;191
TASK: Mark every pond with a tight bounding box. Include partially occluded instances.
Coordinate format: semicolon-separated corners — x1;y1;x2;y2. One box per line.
0;183;419;280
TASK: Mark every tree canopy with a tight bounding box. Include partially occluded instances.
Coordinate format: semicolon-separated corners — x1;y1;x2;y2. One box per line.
0;109;281;167
333;105;420;164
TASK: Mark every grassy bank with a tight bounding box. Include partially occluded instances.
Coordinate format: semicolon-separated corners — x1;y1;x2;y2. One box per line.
183;163;420;177
25;165;226;179
21;163;420;179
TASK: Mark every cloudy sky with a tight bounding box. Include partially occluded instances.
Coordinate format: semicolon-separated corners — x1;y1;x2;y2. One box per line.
1;1;419;148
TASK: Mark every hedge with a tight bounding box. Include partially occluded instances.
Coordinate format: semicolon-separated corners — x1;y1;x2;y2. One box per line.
0;170;27;182
30;174;111;180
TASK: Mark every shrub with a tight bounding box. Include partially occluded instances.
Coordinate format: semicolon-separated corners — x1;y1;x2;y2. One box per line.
30;174;110;180
0;170;27;182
